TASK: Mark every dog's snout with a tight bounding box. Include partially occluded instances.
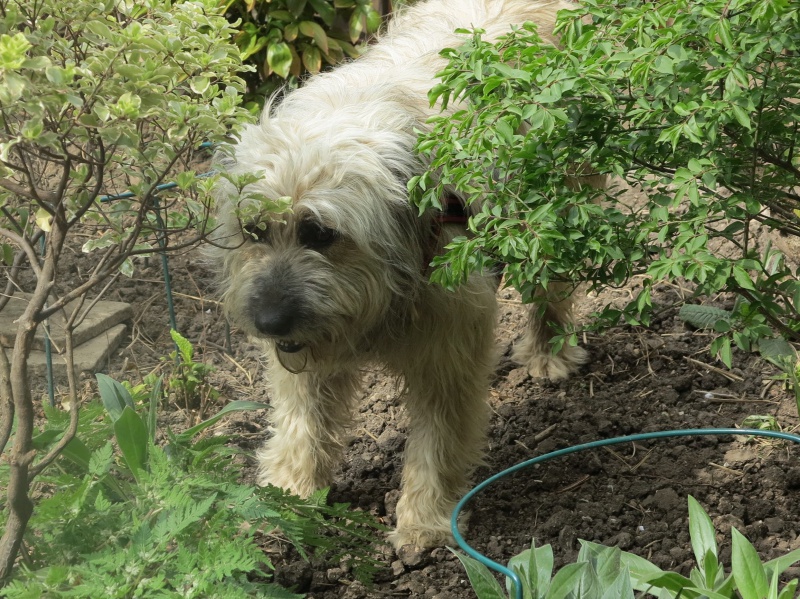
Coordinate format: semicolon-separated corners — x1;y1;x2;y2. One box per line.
253;303;297;337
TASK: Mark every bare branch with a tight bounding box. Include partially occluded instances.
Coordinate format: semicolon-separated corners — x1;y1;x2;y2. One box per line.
0;345;13;458
0;226;41;279
0;178;59;206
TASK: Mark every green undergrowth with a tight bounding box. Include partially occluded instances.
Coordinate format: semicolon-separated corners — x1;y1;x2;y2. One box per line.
456;496;800;599
0;372;383;598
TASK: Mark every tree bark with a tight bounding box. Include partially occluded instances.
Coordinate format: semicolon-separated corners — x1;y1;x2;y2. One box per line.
0;220;66;584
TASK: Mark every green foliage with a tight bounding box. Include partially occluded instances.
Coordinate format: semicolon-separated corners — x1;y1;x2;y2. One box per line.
165;329;219;414
224;0;381;105
1;374;383;597
454;496;800;599
678;303;800;414
412;0;800;366
0;0;252;273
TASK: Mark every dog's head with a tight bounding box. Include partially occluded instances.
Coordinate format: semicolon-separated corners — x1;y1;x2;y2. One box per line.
209;92;433;363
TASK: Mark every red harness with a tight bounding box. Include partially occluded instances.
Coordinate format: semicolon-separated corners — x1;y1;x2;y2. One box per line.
435;193;469;225
424;192;469;271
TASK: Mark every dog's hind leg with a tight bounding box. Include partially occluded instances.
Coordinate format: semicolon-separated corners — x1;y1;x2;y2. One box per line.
511;283;588;381
256;355;361;496
387;284;497;549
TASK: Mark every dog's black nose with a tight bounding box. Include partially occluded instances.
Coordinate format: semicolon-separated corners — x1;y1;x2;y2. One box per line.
253;305;296;337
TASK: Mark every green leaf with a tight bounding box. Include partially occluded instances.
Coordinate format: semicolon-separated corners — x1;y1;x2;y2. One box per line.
348;10;364;43
732;527;768;599
777;579;798;599
678;304;731;329
299;20;329;54
286;0;307;18
267;42;293;79
170;329;194;362
688;496;718;569
178;400;269;441
758;338;796;367
450;550;506;598
732;266;755;290
60;437;93;473
618;546;666;593
600;567;635;599
114;406;149;478
96;373;134;422
302;45;322;74
764;547;800;580
548;563;587;599
508;539;553;598
308;0;335;26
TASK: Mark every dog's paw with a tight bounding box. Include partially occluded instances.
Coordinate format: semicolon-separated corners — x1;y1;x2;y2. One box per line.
387;524;453;552
255;461;329;498
520;345;588;381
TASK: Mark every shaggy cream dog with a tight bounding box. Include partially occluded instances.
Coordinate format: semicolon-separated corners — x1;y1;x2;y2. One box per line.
212;0;584;549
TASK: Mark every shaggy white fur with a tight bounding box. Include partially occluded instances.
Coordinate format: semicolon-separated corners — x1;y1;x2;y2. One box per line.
211;0;586;550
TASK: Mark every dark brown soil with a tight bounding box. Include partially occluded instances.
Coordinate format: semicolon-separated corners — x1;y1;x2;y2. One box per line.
98;248;800;599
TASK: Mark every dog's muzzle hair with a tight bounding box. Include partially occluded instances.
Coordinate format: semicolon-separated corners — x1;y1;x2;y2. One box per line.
208;0;589;550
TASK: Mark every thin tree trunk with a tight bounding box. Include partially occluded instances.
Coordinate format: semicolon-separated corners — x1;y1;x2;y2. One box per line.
0;221;65;584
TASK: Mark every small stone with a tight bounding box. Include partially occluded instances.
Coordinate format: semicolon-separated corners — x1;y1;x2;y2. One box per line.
391;560;405;576
397;544;427;568
765;517;784;533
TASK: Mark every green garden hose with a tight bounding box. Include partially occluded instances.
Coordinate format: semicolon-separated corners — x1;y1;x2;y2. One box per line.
451;428;800;599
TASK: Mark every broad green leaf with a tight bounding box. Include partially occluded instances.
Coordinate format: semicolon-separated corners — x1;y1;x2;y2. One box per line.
548;563;587;599
732;527;768;599
617;547;665;590
638;571;696;595
60;436;93;472
267;42;293;79
758;338;796;367
678;304;731;329
777;579;798;599
35;207;52;232
450;550;506;598
732;266;755;290
302;46;322;74
308;0;336;26
764;547;800;580
114;406;149;478
299;20;329;54
508;539;553;599
286;0;307;18
1;244;13;266
600;567;635;599
31;428;63;450
96;373;134;422
688;496;718;568
348;10;364;43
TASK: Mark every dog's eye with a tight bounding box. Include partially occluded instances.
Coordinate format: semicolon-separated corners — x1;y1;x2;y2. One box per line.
298;220;337;250
243;222;270;244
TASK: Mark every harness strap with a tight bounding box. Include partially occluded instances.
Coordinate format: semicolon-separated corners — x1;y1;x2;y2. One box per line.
424;192;468;272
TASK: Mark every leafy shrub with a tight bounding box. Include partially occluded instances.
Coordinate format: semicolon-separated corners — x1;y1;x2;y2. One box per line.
0;0;253;583
412;0;800;362
226;0;382;105
0;374;383;597
455;496;800;599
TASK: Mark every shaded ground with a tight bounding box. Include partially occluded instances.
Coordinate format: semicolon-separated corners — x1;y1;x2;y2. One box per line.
90;248;800;598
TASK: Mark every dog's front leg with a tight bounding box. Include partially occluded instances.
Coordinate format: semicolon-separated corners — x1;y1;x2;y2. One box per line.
256;355;360;496
389;320;495;550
